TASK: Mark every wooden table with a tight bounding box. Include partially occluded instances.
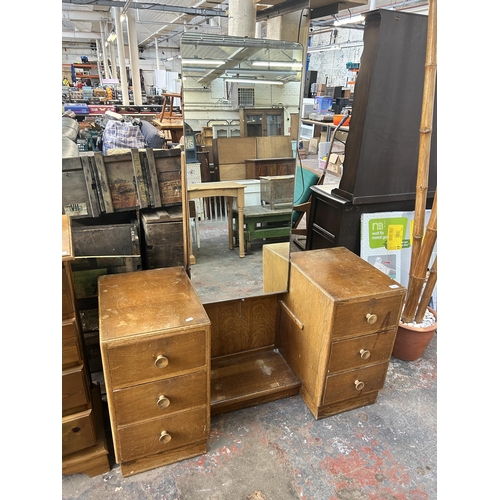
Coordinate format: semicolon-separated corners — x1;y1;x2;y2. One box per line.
188;181;246;259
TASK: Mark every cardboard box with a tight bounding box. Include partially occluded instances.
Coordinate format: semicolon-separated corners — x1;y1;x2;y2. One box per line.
327;153;344;175
308;138;319;155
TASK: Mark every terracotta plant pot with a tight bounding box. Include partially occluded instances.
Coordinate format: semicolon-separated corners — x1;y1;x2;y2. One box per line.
392;307;437;361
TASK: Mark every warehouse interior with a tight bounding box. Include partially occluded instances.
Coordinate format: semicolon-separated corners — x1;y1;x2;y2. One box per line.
8;0;494;498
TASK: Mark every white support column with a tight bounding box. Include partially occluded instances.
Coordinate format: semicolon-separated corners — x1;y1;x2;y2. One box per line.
100;21;110;79
113;6;129;105
95;40;104;86
267;11;306;43
228;0;256;37
126;9;142;105
155;38;160;70
255;21;262;39
109;39;117;80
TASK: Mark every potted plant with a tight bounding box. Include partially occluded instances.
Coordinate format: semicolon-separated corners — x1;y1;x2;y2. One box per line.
392;0;437;361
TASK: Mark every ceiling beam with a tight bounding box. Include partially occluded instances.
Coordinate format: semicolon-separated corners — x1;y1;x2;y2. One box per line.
62;31;102;40
61;0;228;17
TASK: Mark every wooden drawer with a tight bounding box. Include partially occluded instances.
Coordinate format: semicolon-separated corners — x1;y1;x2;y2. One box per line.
332;295;403;339
327;330;397;374
62;263;76;319
62;365;90;413
105;329;207;389
323;363;389;405
62;317;83;368
113;371;207;426
117;406;208;462
62;408;97;457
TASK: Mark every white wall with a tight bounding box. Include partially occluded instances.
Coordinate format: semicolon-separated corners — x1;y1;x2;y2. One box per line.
183;79;301;133
307;27;364;87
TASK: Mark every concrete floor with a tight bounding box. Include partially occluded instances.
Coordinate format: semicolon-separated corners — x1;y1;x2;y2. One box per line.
62;334;437;499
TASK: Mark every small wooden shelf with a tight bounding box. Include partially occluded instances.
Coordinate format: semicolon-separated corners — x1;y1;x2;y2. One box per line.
210;348;301;416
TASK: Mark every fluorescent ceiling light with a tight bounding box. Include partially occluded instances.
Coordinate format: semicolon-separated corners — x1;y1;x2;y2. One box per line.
252;61;302;69
308;45;341;53
224;77;283;86
107;30;117;43
334;14;365;26
182;59;225;65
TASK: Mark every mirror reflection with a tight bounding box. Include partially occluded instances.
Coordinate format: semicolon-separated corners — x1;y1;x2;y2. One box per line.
180;33;304;303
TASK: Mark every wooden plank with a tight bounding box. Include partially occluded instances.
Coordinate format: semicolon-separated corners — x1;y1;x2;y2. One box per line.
210;348;300;415
145;148;162;207
215;137;256;164
93;152;114;213
256;136;292;158
219;163;246;181
204;295;279;358
131;148;149;209
80;156;100;218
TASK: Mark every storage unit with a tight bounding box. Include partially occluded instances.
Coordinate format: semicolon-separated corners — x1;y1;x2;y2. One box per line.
99;267;211;477
244;157;296;180
140;206;184;269
239;108;284;137
260;175;295;209
278;247;406;419
62;215;110;477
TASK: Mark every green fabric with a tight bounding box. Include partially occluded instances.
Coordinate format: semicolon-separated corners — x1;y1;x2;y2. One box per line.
292;166;320;225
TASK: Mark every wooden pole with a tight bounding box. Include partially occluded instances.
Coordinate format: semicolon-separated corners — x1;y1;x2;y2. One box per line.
415;256;437;323
401;190;437;323
408;0;437;277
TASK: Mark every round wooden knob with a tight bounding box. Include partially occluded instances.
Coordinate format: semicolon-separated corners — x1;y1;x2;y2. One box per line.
159;430;172;444
157;395;171;409
354;380;365;391
154;355;169;368
365;313;378;324
359;349;371;360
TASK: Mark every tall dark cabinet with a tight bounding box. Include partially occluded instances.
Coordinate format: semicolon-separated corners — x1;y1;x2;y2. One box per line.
307;9;437;254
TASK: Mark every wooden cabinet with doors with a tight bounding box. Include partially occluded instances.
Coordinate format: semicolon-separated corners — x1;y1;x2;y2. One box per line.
278;247;406;419
239;107;285;137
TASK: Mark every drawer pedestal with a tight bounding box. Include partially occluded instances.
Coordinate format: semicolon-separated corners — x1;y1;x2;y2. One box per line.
99;267;211;477
279;247;406;419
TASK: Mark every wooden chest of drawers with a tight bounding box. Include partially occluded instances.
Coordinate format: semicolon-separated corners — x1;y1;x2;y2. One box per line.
62;215;110;477
278;247;406;419
99;266;211;477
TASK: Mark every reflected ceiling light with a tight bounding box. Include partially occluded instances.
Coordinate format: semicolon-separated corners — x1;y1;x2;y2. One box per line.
120;0;133;22
182;58;225;65
224;77;283;86
334;14;365;26
308;45;341;53
107;30;117;43
252;61;302;69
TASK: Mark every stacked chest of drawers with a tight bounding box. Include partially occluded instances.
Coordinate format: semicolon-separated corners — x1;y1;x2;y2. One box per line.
278;247;406;419
99;266;211;477
62;215;110;476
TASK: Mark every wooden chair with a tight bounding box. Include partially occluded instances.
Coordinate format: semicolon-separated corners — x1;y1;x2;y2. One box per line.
291;164;326;245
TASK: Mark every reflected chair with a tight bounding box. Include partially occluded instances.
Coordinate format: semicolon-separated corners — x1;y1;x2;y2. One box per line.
291;164;326;248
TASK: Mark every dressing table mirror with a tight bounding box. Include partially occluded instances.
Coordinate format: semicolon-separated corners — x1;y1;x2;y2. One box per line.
179;33;306;415
180;33;304;303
